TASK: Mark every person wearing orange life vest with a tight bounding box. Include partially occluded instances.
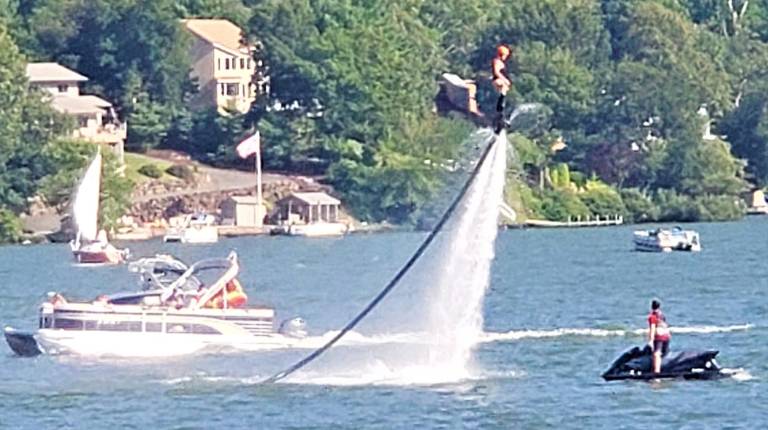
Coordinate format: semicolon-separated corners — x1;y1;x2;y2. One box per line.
492;44;512;114
206;278;248;309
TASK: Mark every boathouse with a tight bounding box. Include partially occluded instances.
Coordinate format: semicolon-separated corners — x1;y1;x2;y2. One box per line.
274;192;341;225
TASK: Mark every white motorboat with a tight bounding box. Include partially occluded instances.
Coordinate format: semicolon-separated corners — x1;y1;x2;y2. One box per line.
163;213;219;243
633;227;701;252
69;151;128;264
4;252;306;357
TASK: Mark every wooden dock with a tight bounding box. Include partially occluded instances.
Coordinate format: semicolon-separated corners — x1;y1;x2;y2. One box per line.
217;225;270;237
522;214;624;228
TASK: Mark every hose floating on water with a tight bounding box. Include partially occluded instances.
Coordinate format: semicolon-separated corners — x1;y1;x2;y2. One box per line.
263;132;502;384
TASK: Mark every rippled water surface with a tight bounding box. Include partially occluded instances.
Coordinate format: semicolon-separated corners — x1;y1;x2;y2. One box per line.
1;218;766;429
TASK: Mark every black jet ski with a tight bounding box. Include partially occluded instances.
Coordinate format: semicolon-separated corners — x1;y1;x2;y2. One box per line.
602;345;723;381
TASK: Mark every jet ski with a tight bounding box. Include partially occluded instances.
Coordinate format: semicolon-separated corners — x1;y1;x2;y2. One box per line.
602;345;723;381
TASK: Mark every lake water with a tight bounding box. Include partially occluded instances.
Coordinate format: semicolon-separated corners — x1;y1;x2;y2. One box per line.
1;217;766;429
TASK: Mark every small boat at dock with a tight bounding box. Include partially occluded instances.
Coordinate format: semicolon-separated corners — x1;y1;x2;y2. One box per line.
163;212;219;243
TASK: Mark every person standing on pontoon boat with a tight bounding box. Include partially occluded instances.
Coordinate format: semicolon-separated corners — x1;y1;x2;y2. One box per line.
647;299;671;373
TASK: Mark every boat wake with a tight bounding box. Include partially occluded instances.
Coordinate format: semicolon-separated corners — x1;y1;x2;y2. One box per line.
721;368;755;382
284;323;753;350
157;367;526;388
479;324;753;343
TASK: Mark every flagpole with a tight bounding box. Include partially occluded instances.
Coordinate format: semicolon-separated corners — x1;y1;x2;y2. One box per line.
255;132;263;206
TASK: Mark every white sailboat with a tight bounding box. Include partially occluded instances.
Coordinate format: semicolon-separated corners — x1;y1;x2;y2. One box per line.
69;151;128;264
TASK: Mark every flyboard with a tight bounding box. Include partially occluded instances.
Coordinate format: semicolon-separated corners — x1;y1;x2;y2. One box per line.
263;105;537;384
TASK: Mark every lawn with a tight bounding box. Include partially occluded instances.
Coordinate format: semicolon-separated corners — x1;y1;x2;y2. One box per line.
123;152;175;184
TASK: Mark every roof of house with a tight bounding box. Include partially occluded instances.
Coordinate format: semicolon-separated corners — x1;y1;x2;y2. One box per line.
78;95;113;108
281;192;341;206
50;95;110;114
181;19;250;54
26;62;88;83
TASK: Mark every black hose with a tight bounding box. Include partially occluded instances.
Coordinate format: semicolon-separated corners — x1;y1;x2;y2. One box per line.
262;132;501;384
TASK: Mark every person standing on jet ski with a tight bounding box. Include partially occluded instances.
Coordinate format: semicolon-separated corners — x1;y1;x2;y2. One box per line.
647;299;671;373
492;44;512;131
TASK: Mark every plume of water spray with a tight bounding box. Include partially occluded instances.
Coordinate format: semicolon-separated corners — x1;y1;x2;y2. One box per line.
418;132;508;375
289;106;544;385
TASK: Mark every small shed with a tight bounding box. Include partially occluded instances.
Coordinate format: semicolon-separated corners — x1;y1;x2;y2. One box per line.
220;196;266;227
275;192;341;224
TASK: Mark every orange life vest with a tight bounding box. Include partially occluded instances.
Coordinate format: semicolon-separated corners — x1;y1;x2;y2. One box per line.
206;279;248;309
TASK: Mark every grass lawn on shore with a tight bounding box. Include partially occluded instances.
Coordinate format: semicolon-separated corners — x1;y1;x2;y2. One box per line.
123;152;175;184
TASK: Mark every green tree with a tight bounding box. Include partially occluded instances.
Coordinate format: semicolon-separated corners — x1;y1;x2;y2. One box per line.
16;0;195;147
173;0;251;27
100;150;134;231
126;96;169;151
248;1;461;223
418;0;502;73
0;208;22;243
0;21;68;211
493;0;611;67
719;90;768;185
579;180;627;217
513;42;596;131
36;138;94;208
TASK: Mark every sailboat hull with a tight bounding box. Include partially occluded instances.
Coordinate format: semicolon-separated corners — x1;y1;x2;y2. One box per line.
71;242;127;264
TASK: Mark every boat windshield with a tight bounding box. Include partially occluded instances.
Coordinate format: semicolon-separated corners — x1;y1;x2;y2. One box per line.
129;255;233;293
170;258;233;292
128;252;240;307
129;255;189;291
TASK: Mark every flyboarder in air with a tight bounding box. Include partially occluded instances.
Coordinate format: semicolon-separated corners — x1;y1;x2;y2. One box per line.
491;44;512;133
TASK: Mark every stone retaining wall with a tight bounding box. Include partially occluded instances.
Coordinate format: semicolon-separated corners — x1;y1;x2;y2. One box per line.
128;178;329;223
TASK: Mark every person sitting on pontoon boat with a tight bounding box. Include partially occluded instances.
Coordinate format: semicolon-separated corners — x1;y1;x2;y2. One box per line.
205;279;248;309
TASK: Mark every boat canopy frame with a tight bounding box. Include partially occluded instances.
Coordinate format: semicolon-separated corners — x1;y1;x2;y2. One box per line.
162;252;241;309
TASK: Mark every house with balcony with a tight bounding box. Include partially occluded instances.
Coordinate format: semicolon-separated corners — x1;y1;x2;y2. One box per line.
182;19;266;114
26;62;127;162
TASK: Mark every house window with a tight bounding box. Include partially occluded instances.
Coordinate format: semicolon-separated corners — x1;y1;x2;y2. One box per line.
240;58;245;69
220;83;225;95
58;84;68;93
218;58;221;70
225;83;239;96
225;58;230;70
247;59;251;69
78;116;89;127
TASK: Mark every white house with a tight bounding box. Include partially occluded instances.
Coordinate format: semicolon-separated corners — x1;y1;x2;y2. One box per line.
26;62;127;162
182;19;267;114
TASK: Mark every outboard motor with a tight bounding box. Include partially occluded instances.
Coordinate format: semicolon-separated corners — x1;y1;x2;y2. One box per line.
278;317;308;339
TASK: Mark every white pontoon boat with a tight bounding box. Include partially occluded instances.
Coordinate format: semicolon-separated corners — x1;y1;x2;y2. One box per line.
4;252;305;357
633;227;701;252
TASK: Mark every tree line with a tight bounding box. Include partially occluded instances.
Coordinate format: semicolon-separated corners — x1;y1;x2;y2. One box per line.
1;0;767;240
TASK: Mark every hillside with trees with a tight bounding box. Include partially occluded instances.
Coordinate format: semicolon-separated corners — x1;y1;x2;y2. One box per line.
1;0;767;241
